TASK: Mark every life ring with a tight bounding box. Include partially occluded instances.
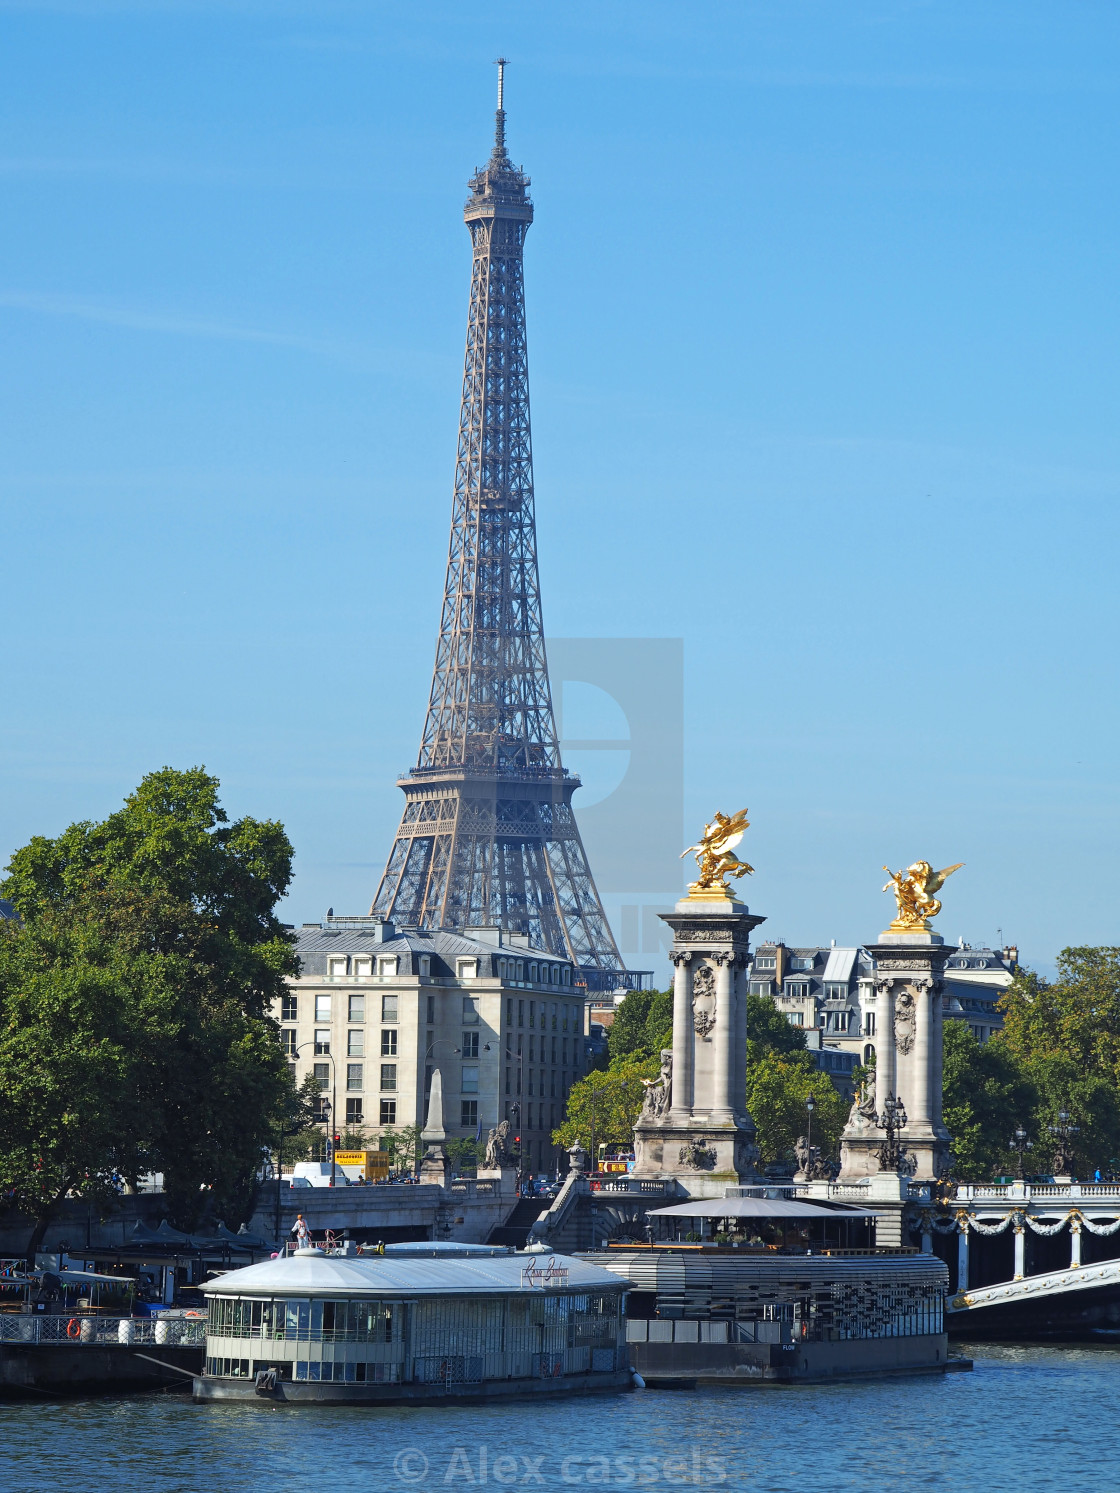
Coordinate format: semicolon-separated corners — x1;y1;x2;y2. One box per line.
184;1310;203;1318
66;1319;81;1339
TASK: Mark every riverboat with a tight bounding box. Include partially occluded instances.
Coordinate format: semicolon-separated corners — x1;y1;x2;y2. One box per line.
195;1244;631;1403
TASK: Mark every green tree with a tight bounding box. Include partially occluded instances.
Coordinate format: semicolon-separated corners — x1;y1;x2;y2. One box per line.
745;1052;849;1167
606;987;673;1065
942;1021;1038;1181
377;1124;422;1174
0;768;301;1250
552;1059;655;1154
999;952;1120;1174
746;993;808;1065
446;1136;481;1174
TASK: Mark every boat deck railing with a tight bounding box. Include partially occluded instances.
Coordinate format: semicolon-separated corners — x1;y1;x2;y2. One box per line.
0;1314;205;1347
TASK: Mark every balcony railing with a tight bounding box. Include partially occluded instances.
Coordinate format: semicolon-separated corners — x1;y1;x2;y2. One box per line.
0;1314;206;1347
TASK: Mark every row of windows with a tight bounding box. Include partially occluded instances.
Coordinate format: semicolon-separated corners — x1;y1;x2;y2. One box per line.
316;953;572;986
283;992;580;1033
505;1068;575;1099
505;998;578;1033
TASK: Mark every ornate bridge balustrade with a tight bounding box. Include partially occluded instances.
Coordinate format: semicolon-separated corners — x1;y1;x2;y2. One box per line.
909;1182;1120;1292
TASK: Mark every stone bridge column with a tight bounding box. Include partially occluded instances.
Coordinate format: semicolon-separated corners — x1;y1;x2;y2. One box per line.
957;1217;970;1292
710;953;734;1122
910;978;933;1128
669;951;693;1122
1071;1214;1082;1269
1014;1217;1026;1280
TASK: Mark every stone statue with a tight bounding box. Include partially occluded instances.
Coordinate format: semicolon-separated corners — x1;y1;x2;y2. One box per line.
794;1135;811;1174
882;860;964;932
847;1082;876;1130
484;1119;514;1170
639;1051;673;1121
680;809;754;898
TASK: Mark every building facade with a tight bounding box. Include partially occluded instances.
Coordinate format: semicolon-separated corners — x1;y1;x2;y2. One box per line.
748;939;1018;1069
277;914;590;1175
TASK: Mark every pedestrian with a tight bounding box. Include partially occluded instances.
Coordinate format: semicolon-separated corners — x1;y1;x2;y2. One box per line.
291;1213;311;1249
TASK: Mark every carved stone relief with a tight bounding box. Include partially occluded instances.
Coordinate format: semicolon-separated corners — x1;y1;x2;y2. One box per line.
692;965;716;1037
894;990;916;1054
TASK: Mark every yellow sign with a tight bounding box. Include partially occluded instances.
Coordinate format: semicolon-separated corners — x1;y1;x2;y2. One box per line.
334;1149;390;1179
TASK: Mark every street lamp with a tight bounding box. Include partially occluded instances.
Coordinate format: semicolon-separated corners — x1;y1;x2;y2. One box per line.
1010;1125;1032;1181
805;1093;816;1158
1049;1109;1081;1178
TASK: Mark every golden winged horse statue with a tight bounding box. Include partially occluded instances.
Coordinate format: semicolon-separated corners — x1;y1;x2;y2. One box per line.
681;808;754;898
882;860;964;931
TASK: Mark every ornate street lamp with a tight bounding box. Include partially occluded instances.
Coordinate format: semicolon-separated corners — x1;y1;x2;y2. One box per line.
1010;1125;1032;1181
1049;1110;1081;1178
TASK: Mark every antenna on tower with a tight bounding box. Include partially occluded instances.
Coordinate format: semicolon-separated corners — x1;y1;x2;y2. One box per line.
493;56;509;157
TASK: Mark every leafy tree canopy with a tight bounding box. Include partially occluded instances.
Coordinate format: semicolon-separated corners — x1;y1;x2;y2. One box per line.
745;1052;849;1167
0;768;300;1248
942;1021;1038;1181
606;987;673;1066
552;1059;656;1154
996;950;1120;1174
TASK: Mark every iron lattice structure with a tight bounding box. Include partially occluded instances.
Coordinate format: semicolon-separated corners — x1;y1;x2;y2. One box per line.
372;66;626;990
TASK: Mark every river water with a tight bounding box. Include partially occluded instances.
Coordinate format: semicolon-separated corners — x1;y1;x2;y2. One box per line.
3;1345;1116;1492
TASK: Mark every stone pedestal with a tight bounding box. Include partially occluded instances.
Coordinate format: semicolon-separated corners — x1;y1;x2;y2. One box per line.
477;1166;518;1193
632;895;765;1194
839;932;953;1184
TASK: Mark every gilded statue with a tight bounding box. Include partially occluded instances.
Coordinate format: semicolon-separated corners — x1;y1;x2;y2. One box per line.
882;859;964;932
681;809;754;899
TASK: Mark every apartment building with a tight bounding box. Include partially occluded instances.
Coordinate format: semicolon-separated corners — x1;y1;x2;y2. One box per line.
276;914;590;1175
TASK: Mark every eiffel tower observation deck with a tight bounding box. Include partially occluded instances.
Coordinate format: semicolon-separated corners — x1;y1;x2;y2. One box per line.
372;64;637;993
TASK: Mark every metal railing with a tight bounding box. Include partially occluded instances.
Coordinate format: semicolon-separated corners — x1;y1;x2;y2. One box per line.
0;1315;206;1347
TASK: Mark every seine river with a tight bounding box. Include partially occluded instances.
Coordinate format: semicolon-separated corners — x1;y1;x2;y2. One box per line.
2;1346;1115;1492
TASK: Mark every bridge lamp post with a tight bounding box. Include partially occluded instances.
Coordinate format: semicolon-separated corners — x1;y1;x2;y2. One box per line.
805;1093;816;1159
1010;1125;1032;1182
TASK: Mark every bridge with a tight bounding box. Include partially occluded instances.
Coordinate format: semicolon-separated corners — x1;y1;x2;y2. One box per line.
948;1258;1120;1314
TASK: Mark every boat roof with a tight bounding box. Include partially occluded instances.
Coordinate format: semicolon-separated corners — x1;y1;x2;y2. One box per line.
649;1197;881;1219
202;1249;627;1299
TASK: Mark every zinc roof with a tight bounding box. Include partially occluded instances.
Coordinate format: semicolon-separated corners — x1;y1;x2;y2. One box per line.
202;1249;626;1299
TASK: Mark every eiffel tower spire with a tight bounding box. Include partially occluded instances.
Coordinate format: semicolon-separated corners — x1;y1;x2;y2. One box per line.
371;64;626;989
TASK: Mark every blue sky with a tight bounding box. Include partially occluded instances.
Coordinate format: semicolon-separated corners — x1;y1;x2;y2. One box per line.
3;1;1119;980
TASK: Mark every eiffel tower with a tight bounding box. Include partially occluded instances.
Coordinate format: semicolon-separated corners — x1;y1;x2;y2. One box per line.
372;63;630;991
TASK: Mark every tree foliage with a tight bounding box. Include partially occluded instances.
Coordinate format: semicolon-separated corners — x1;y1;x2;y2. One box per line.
942;1021;1038;1181
552;1059;656;1154
995;950;1120;1173
606;987;673;1066
745;1053;849;1167
0;768;301;1248
746;993;808;1066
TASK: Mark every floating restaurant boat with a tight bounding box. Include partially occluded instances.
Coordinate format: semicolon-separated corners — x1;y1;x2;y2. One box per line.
195;1245;631;1403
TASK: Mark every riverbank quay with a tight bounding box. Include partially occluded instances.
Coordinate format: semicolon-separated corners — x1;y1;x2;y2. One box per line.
0;1313;204;1398
195;1245;632;1404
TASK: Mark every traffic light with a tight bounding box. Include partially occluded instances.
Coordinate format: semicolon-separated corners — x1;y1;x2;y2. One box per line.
333;1133;342;1149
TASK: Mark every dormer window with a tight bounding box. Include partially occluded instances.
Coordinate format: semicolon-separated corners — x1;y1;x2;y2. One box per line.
790;957;814;971
327;956;348;979
456;959;478;981
754;955;776;971
377;956;399;978
785;981;810;999
352;957;372;978
419;955;431;978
